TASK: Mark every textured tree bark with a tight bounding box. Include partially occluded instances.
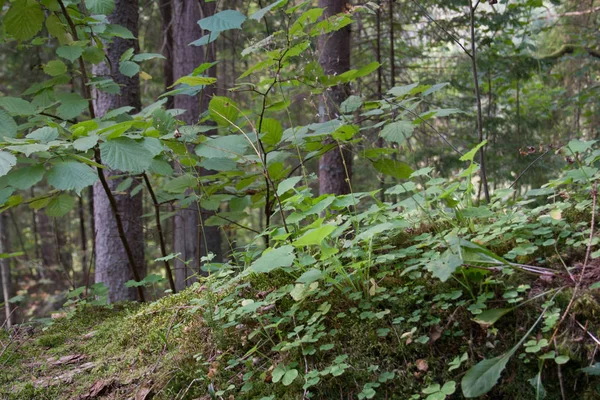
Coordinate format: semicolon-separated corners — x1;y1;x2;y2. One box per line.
92;0;145;302
159;0;174;110
318;0;353;196
172;0;221;291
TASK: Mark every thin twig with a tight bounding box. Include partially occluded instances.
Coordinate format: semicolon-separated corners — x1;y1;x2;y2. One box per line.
143;173;176;293
509;149;551;189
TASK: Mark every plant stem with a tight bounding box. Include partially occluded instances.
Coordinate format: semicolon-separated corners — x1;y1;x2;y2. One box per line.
143;173;176;293
469;1;490;203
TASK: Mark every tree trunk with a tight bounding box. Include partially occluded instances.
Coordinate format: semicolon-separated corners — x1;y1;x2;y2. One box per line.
318;0;352;196
92;0;145;303
172;0;221;291
159;0;174;110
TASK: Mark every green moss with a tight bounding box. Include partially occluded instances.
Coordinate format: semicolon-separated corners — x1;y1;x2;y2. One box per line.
36;333;65;348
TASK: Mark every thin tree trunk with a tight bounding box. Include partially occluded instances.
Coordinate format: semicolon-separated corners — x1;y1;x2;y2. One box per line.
0;214;14;328
159;0;174;109
92;0;146;303
318;0;352;196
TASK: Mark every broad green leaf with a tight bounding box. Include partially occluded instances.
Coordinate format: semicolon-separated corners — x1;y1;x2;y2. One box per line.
6;165;45;190
0;151;17;177
57;45;84;62
85;0;115;15
6;143;49;156
282;369;298;386
372;159;413;179
340;95;362;113
472;308;512;327
427;249;462;282
73;135;99;151
189;32;221;47
198;10;247;32
296;268;323;284
294;224;337;247
259;117;283;146
27;127;59;143
195;135;249;159
132;53;165;62
460;140;488;162
163;174;197;193
148;158;173;176
106;24;135;39
580;363;600;375
100;137;154;173
44;60;67;76
171;76;216;87
250;0;287;20
45;194;75;217
388;83;419;97
47;161;98;194
567;139;596;154
272;367;285;383
277;176;303;196
119;60;140;77
528;373;546;400
462;355;510;398
198;157;236;171
0;97;35;116
4;1;44;41
0;109;18;138
57;93;88;120
250;245;295;273
208;96;239;126
380;121;414;145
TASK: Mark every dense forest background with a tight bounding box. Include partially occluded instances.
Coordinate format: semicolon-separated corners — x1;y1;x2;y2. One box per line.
0;0;599;399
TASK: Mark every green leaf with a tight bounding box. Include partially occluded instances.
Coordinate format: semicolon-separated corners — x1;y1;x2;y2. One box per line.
380;121;414;145
277;176;303;196
100;137;154;173
4;1;44;41
27;127;59;143
6;165;45;190
472;308;512;327
249;245;295;273
340;95;362;113
85;0;115;15
461;355;510;398
119;60;140;78
45;194;75;217
198;10;247;32
0;97;35;116
195;135;249;159
6;143;49;156
57;45;84;62
44;60;67;76
106;24;135;39
0;151;17;177
250;0;287;20
259;117;283;146
460;140;488;162
272;367;285;383
528;373;546;400
73;135;99;151
208;96;239;126
580;363;600;375
296;268;323;284
388;83;419;97
171;76;216;87
163;174;197;193
47;161;98;194
372;159;414;179
441;381;456;395
282;369;298;386
427;249;462;282
555;356;569;365
56;93;89;120
132;53;165;62
294;224;337;247
0;109;18;138
189;32;221;47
